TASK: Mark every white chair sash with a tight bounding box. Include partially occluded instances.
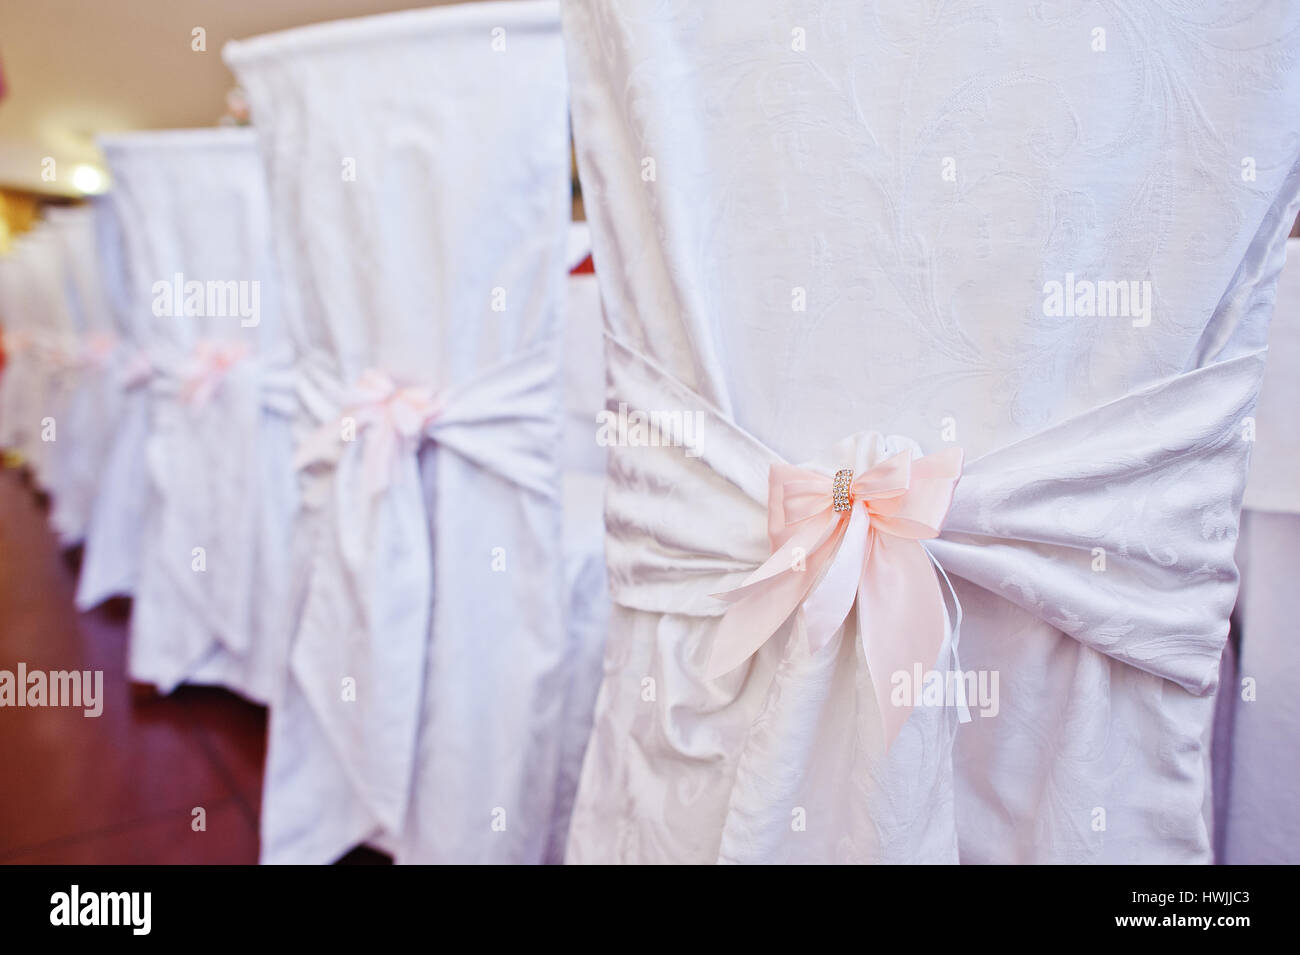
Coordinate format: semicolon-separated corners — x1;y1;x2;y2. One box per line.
289;341;560;834
140;340;295;676
603;333;1261;700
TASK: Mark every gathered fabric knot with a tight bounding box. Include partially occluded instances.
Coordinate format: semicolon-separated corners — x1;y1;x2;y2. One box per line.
43;340;78;372
294;368;441;496
180;339;250;407
119;349;155;390
3;329;32;355
75;332;118;368
709;440;965;746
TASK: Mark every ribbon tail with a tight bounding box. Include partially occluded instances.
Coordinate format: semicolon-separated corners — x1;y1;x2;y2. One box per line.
858;534;951;748
705;564;818;681
706;514;843;680
363;423;396;497
799;501;872;654
294;420;346;472
926;547;971;725
296;422;430;833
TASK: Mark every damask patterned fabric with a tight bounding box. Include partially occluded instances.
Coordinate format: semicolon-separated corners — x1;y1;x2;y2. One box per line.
99;129;295;705
562;0;1300;863
225;1;574;864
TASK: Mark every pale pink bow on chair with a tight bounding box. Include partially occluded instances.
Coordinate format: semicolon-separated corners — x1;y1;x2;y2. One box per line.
2;329;31;356
295;368;441;496
74;332;118;368
180;340;250;407
43;340;77;372
709;444;965;746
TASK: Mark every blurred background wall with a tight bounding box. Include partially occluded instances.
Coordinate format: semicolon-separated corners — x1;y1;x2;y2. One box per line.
0;1;582;234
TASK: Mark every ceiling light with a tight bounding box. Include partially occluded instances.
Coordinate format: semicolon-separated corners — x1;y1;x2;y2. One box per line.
71;163;106;194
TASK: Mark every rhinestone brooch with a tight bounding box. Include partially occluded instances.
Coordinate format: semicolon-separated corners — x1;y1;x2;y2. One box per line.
832;468;854;512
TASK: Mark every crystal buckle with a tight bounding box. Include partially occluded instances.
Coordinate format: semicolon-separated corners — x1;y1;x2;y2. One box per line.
832;468;854;512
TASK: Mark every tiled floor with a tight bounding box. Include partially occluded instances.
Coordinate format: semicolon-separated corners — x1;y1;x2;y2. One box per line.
0;466;265;863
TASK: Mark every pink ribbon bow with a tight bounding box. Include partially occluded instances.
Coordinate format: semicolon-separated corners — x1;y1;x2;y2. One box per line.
75;332;118;368
180;340;250;407
295;369;441;496
44;341;76;370
709;444;964;747
2;330;31;355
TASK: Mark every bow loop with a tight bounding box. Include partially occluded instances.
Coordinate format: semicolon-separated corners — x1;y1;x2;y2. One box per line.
768;465;833;543
863;445;964;539
850;449;914;501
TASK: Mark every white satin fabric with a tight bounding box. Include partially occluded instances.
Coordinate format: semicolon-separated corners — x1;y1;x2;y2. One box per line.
225;1;573;863
1221;238;1300;863
99;130;296;705
562;0;1300;863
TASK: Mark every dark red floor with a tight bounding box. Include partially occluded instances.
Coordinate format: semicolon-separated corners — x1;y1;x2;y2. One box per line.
0;465;266;863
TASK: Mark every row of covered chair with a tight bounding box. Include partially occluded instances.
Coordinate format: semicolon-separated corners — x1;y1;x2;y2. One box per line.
2;3;608;864
0;204;123;548
0;0;1298;864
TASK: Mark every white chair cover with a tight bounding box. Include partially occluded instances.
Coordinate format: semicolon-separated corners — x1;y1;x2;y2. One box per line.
551;221;610;859
75;197;156;609
99;129;295;705
43;204;122;547
562;0;1300;863
225;0;572;863
1221;237;1300;863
